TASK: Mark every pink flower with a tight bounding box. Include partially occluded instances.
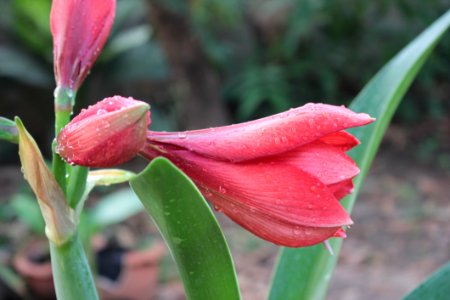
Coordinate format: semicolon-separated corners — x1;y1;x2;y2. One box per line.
57;97;374;247
51;0;116;90
56;96;150;167
142;104;374;247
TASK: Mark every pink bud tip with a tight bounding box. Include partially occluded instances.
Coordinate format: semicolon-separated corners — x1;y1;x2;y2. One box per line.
57;96;150;167
51;0;116;90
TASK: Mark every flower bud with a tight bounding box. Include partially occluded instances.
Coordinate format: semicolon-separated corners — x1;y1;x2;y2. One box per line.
57;96;150;167
51;0;116;90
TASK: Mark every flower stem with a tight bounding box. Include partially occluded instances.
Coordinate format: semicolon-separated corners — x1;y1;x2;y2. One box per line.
50;233;99;300
52;86;75;193
67;166;89;208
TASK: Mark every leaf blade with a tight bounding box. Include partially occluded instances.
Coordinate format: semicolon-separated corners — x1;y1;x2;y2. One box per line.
403;262;450;300
130;157;240;300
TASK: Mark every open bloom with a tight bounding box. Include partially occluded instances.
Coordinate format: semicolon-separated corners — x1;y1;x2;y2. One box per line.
57;96;374;247
51;0;116;90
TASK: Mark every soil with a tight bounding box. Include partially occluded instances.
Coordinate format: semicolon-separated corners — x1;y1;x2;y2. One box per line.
0;142;449;300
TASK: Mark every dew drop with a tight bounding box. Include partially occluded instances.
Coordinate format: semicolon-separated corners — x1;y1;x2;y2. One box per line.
293;226;302;236
177;132;188;139
219;186;227;194
96;109;107;115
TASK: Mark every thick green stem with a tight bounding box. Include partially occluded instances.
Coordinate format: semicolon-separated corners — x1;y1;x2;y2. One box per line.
50;234;99;300
67;166;89;208
52;86;75;194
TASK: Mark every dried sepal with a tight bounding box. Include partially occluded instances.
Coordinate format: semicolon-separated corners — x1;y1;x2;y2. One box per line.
16;117;76;245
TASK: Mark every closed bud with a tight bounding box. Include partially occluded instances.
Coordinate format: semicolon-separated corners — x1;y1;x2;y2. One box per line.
51;0;116;91
57;96;150;167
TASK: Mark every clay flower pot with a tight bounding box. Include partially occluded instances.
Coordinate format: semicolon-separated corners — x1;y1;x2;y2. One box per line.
97;242;166;300
13;238;166;300
13;239;54;299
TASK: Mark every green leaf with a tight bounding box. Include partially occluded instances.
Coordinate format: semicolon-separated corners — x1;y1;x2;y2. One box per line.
9;194;45;236
89;188;144;229
0;264;26;297
0;117;18;143
130;157;240;300
403;262;450;300
269;9;450;300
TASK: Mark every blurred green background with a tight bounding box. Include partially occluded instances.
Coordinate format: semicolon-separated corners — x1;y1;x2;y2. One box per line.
0;0;449;165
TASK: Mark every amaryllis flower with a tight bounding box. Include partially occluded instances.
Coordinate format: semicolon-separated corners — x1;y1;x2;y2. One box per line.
51;0;116;90
57;96;374;247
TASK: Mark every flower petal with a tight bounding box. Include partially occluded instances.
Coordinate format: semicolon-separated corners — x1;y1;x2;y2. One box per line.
318;130;360;151
141;145;352;232
206;193;343;247
51;0;116;89
277;141;359;185
328;180;354;200
148;103;374;162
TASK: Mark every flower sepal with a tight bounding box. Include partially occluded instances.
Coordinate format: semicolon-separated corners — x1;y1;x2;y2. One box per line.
16;117;76;246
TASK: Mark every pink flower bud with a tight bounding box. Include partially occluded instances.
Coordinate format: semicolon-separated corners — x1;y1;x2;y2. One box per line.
51;0;116;90
57;96;150;167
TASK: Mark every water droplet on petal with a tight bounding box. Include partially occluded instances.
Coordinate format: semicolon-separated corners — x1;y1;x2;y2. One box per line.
219;186;227;194
293;226;302;236
177;132;187;139
96;108;107;115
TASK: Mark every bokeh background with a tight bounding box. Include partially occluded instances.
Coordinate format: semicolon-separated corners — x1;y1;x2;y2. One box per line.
0;0;449;299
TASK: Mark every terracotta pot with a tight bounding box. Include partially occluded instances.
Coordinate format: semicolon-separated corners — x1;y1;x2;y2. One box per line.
13;239;54;300
13;238;166;300
97;242;166;300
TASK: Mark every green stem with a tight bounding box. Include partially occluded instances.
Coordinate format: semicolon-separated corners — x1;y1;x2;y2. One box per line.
67;166;89;208
52;86;75;194
50;234;99;300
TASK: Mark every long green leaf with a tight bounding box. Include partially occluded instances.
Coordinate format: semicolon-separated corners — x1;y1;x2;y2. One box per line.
403;262;450;300
130;157;240;300
269;9;450;300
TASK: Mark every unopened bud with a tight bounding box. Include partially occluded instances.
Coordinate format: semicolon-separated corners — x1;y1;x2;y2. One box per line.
57;96;150;167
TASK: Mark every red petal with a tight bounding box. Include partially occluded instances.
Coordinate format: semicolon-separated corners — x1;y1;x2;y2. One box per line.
332;228;347;238
207;194;342;247
277;142;359;185
148;103;374;162
328;180;354;200
318;131;360;151
141;146;352;246
51;0;115;89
